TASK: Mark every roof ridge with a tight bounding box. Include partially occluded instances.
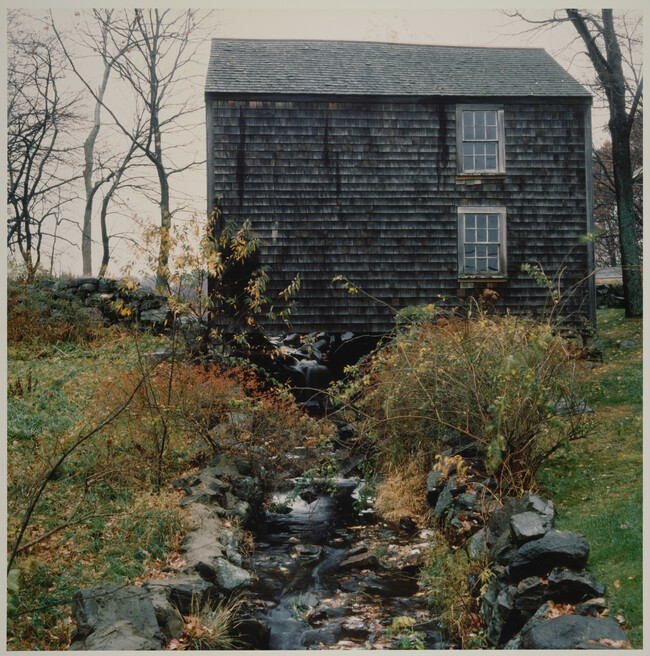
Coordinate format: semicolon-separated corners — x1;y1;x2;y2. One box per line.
209;37;545;51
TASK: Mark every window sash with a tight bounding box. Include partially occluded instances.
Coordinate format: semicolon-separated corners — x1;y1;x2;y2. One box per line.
457;207;507;277
457;106;505;174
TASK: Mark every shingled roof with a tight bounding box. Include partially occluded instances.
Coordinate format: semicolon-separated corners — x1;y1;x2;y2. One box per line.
205;39;590;99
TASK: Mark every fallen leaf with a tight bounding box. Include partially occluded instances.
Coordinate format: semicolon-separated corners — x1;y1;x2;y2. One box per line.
613;580;621;588
597;638;632;648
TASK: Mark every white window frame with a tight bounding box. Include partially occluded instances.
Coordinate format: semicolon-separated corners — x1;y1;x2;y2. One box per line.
457;206;507;278
456;105;506;175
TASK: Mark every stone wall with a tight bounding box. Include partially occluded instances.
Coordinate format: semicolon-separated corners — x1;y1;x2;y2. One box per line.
38;277;171;326
68;454;268;650
426;454;631;649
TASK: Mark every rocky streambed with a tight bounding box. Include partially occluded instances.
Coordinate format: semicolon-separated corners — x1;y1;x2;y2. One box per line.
67;439;632;650
245;481;444;650
67;453;444;650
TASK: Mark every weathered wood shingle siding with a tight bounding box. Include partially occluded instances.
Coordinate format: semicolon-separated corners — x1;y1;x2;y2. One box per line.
208;97;591;333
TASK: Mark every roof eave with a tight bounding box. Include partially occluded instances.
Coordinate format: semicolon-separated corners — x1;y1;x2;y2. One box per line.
204;90;592;103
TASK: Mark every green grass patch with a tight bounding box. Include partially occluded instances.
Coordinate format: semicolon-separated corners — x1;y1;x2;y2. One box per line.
538;309;642;647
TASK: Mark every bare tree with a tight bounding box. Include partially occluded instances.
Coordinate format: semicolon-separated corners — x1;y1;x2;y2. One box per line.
506;10;643;317
112;8;210;290
593;111;642;267
7;12;81;282
51;9;143;277
54;8;210;290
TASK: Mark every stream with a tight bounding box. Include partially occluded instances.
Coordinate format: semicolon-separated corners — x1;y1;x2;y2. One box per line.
245;478;445;650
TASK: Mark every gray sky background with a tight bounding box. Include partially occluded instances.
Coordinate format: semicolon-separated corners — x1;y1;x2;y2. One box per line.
7;3;642;279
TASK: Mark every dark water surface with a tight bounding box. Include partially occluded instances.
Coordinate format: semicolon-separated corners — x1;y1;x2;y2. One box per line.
246;480;444;650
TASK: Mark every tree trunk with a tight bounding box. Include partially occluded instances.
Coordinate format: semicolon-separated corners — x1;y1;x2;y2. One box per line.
97;192;111;278
156;169;171;292
566;9;643;317
152;109;171;292
81;127;99;276
81;44;112;276
610;124;643;316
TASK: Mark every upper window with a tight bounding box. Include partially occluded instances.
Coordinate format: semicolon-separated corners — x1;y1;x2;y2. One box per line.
456;105;505;175
457;207;507;278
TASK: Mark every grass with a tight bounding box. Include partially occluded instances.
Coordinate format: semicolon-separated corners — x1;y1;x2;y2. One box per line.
537;309;642;647
7;324;191;650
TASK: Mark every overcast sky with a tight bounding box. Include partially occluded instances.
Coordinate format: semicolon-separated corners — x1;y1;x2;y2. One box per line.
8;3;640;278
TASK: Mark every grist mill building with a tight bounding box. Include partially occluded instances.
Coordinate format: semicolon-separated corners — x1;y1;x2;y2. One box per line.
205;39;596;334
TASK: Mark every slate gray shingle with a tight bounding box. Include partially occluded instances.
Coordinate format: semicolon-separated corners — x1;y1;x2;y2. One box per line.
205;39;590;99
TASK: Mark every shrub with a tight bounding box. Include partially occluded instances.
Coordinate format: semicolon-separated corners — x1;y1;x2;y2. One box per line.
99;359;333;491
336;305;590;489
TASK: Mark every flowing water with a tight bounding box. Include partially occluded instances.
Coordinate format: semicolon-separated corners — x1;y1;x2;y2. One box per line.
246;479;445;650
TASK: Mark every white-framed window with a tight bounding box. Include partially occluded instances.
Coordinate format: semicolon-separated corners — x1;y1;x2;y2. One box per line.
457;207;507;277
456;105;505;174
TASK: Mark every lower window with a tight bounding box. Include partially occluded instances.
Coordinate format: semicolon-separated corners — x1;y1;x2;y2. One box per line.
457;207;507;277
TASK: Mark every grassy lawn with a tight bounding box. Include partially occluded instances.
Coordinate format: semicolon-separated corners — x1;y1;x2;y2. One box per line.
538;309;642;647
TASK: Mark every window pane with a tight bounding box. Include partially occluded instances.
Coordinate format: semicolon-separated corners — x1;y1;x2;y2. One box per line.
475;154;485;169
477;214;487;230
464;246;476;272
463;112;474;139
475;125;486;140
486;125;497;140
476;258;487;272
477;228;487;242
465;214;476;229
464;155;474;170
488;229;499;242
475;143;486;156
486;155;496;169
486;143;497;156
476;244;486;258
466;228;476;242
487;257;499;272
476;112;485;127
487;245;499;258
487;214;499;229
486;111;497;126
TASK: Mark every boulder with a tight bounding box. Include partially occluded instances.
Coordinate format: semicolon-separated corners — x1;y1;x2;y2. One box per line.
512;576;548;618
487;494;555;547
507;530;590;581
72;585;163;641
481;579;516;645
211;557;251;591
139;309;169;324
619;340;640;348
509;511;553;543
547;567;606;603
70;585;164;650
467;528;488;560
517;614;631;649
488;528;516;566
72;620;163;650
339;551;380;571
433;476;462;518
143;577;220;616
146;585;185;641
575;597;608;617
